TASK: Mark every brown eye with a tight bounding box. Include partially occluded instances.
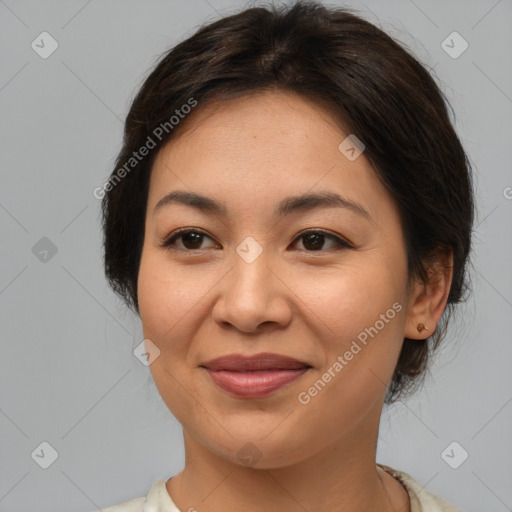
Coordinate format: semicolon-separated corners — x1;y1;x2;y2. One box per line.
161;228;352;253
292;230;352;251
162;229;219;251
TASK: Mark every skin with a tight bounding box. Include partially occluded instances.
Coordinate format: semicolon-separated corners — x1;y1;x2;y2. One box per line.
137;90;453;512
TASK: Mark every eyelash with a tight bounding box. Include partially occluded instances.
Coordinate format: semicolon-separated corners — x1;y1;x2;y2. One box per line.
160;228;354;253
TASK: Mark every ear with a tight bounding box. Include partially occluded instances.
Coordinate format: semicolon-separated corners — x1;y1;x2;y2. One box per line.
404;250;453;340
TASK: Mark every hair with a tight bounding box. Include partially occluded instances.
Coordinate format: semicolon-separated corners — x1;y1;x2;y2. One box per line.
101;0;474;404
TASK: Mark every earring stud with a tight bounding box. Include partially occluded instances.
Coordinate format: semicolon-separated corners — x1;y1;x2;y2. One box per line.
417;323;429;333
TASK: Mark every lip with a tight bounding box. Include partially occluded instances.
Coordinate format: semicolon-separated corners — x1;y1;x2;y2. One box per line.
200;352;311;371
200;353;311;398
204;368;310;398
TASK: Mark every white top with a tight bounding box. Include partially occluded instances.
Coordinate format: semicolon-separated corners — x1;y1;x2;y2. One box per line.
96;464;462;512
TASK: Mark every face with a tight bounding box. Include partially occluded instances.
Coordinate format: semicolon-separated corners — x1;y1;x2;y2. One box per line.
137;90;413;469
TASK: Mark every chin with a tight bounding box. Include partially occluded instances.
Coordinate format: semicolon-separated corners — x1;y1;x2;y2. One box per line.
201;428;314;470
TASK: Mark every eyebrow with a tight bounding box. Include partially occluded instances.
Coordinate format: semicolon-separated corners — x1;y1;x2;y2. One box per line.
153;190;372;221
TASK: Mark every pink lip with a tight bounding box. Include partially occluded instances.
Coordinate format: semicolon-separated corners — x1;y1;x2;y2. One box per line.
200;352;312;398
201;352;310;371
204;368;310;398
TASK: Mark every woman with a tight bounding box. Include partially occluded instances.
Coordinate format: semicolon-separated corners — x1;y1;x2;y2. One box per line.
98;1;474;510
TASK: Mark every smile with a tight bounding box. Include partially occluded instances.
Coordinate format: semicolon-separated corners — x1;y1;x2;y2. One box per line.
204;368;310;398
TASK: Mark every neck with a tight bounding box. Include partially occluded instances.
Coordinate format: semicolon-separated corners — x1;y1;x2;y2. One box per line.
166;414;409;512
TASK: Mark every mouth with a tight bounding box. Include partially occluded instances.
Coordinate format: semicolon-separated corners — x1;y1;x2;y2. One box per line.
200;352;312;398
200;352;312;372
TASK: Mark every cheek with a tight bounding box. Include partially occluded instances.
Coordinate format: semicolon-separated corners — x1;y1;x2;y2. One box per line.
137;250;205;423
296;261;404;341
137;249;205;341
296;260;407;396
291;267;406;440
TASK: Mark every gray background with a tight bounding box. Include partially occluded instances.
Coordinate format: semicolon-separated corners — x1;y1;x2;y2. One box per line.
1;0;511;511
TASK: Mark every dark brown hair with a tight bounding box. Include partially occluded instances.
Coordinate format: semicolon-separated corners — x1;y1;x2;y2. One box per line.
101;0;474;404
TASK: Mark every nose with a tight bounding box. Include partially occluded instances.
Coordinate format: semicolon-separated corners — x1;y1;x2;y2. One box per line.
211;249;293;333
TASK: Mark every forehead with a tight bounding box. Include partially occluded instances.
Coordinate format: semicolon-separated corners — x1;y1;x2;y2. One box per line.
148;90;396;224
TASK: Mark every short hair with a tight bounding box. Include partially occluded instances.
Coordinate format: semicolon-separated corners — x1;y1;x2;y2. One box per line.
101;0;474;404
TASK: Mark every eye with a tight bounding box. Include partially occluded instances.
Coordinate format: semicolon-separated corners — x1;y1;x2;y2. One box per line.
291;230;353;252
160;228;353;252
161;228;220;251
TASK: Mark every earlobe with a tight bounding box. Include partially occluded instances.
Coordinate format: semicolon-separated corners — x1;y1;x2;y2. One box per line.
404;251;454;340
